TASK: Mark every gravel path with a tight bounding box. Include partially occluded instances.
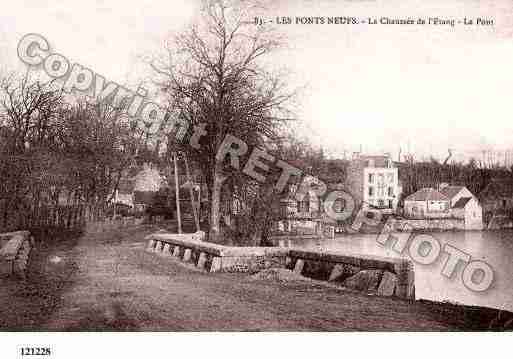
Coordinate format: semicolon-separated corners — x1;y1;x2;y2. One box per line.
0;225;506;331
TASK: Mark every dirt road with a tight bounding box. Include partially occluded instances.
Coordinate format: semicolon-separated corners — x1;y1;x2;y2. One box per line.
0;226;504;331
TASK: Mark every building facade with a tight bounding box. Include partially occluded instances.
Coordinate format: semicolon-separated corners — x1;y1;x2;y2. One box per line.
404;185;483;229
403;188;451;218
450;197;483;230
345;153;401;213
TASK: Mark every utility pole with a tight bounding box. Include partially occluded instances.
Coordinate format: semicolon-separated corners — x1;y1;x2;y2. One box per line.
173;153;182;234
184;154;200;232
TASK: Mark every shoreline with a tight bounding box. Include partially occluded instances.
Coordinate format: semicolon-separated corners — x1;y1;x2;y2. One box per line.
271;231;512;314
256;267;513;330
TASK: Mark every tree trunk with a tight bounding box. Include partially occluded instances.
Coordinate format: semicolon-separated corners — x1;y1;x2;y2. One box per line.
209;162;223;243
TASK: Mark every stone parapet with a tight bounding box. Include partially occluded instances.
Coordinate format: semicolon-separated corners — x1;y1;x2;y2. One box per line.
0;230;34;278
144;231;415;299
286;249;415;299
145;232;288;273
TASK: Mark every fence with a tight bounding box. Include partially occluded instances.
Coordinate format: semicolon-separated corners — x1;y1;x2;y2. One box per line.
0;202;143;233
0;204;90;233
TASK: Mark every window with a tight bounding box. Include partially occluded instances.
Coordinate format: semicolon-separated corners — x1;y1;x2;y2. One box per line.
387;173;394;183
368;174;374;183
388;187;394;196
334;198;345;213
296;199;310;213
368;187;374;197
378;199;385;207
388;199;393;208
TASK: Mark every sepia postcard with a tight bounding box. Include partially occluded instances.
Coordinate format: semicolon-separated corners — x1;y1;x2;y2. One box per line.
0;0;511;358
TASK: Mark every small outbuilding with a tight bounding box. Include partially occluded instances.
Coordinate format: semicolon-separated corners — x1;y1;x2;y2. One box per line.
440;185;483;230
404;185;483;230
403;188;450;219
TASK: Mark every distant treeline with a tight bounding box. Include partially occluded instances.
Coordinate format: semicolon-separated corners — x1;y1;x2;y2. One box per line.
280;144;511;201
397;160;511;201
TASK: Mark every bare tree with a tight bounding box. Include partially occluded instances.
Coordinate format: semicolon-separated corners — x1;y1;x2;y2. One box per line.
56;99;141;218
0;73;65;228
152;0;295;242
0;69;142;231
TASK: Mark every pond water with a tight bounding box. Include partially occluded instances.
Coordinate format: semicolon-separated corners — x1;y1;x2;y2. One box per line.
278;230;513;312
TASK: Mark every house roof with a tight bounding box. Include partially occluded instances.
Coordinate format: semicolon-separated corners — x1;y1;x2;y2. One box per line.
453;197;472;209
404;188;449;202
359;155;393;168
480;179;513;199
440;186;465;200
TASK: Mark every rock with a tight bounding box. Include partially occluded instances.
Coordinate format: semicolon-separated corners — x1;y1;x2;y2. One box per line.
145;239;155;252
196;252;207;269
172;246;181;257
328;264;360;282
344;269;383;292
162;243;172;256
250;268;310;282
293;259;305;274
183;248;192;262
155;241;164;253
377;271;397;296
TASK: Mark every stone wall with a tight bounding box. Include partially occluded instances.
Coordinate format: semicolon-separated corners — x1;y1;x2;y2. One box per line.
286;249;415;299
145;232;415;299
0;230;34;278
382;218;465;232
145;232;288;273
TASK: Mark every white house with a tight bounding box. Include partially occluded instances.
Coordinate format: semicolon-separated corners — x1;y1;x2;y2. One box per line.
403;188;451;218
404;185;483;230
440;185;483;230
346;153;401;213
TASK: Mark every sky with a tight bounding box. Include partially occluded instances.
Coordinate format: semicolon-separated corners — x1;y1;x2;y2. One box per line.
1;0;513;163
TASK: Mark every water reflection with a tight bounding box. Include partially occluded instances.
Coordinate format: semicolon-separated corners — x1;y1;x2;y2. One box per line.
278;230;513;311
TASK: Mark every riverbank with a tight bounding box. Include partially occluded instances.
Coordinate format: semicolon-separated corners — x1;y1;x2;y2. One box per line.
1;225;512;331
